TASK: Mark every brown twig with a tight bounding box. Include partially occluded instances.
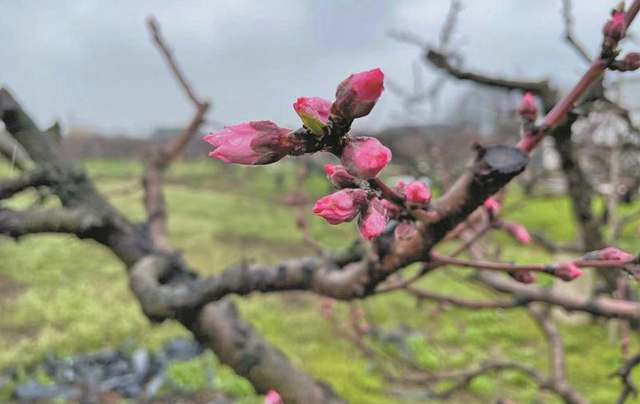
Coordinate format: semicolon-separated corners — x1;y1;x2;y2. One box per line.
561;0;593;63
612;352;640;404
143;17;211;251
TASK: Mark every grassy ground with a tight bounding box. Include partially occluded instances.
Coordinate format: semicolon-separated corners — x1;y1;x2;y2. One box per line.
0;159;638;403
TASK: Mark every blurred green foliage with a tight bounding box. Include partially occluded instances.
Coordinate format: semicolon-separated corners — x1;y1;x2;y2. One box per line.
0;159;638;403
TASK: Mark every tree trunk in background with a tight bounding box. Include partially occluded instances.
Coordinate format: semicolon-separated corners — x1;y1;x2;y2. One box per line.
552;118;617;289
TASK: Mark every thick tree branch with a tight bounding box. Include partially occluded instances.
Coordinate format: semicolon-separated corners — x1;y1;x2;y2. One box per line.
1;88;340;403
0;207;102;239
0;170;50;200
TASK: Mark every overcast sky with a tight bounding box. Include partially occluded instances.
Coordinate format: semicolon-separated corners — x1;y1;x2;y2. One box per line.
0;0;636;137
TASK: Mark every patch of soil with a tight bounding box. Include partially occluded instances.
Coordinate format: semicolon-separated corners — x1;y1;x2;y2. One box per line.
0;275;26;302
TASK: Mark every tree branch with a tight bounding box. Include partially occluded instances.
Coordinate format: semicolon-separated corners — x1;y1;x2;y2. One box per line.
143;17;211;251
0;207;102;239
0;170;50;200
561;0;593;64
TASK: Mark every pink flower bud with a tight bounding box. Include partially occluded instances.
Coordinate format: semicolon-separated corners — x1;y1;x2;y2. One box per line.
265;390;284;404
359;323;370;334
320;297;335;319
204;121;293;165
518;92;538;121
484;198;501;216
293;97;332;136
358;198;388;240
598;247;632;261
504;222;531;244
394;221;417;241
555;263;582;281
513;271;537;284
405;180;431;205
341;136;392;178
313;189;368;225
332;68;384;120
324;164;356;189
603;11;626;41
381;199;401;219
621;52;640;71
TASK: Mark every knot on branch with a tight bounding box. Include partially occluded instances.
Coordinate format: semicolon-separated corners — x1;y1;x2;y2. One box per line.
473;144;529;178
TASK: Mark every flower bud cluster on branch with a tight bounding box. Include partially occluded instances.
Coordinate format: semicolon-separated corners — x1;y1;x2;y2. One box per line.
202;1;640;291
204;68;435;242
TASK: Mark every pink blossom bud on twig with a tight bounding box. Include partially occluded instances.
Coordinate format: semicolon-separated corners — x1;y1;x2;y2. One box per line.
504;222;532;244
597;247;632;261
332;68;384;120
555;263;582;281
484;197;501;216
513;271;537;284
394;221;417;241
518;92;538;122
341;136;392;179
619;52;640;71
293;97;332;136
602;11;626;41
381;199;401;219
320;297;335;319
313;189;368;225
405;180;431;205
324;164;357;189
265;390;284;404
358;198;388;240
204;121;293;165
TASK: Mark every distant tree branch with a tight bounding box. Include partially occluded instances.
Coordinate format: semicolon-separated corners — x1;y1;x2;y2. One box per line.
612;352;640;404
143;17;211;251
561;0;593;63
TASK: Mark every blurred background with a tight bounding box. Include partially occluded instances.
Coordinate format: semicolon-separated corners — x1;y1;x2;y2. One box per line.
1;0;639;403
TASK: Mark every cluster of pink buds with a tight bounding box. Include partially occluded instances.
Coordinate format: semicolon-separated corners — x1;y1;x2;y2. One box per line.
313;190;388;240
205;68;385;166
265;390;284;404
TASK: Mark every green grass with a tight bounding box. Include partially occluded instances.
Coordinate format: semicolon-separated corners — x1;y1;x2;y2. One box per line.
0;159;638;403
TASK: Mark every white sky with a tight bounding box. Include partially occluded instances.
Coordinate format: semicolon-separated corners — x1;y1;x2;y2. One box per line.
0;0;637;137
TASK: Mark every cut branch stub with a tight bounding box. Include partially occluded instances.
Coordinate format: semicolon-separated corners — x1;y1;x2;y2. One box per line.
427;145;528;243
479;144;530;176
